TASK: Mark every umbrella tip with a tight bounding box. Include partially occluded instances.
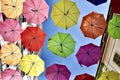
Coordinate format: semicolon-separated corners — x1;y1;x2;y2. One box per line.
48;38;51;41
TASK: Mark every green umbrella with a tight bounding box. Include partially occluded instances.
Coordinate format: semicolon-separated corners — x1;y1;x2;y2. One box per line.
98;71;120;80
48;32;76;58
108;15;120;39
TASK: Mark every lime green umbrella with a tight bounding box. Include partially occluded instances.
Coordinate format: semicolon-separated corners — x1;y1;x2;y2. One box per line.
48;32;76;58
98;71;120;80
108;15;120;39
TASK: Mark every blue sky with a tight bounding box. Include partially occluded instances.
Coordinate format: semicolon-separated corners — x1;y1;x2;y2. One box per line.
39;0;110;80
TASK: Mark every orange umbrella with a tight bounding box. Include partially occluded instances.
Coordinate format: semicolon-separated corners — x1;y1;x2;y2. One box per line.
21;27;46;52
80;12;107;39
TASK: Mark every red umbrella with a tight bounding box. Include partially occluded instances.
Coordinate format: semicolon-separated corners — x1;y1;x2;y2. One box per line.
74;73;95;80
21;27;46;52
110;0;120;14
45;64;71;80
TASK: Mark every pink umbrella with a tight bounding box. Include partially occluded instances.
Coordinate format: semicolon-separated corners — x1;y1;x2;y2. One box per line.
0;19;23;43
0;13;3;22
23;0;49;24
1;68;22;80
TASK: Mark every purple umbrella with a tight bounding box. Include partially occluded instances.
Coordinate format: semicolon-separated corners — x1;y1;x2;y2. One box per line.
45;64;71;80
76;43;102;67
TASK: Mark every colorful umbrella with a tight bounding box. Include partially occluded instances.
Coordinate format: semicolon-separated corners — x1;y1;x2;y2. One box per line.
80;12;107;39
1;0;23;19
21;27;46;52
0;43;22;66
45;64;71;80
1;68;22;80
0;19;23;43
0;13;3;22
20;54;44;76
98;71;120;80
23;0;49;24
74;73;95;80
51;0;80;29
110;0;120;14
48;32;76;58
76;43;102;67
108;15;120;39
87;0;107;6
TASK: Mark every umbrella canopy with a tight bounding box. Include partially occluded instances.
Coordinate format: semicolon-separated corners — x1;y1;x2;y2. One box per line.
76;43;102;67
80;12;107;39
1;68;22;80
48;32;76;58
21;27;46;52
45;64;71;80
108;15;120;39
98;71;120;80
1;0;23;19
0;19;23;43
0;13;3;22
51;0;80;29
110;0;120;14
20;54;44;76
74;73;95;80
0;43;22;66
23;0;49;24
87;0;107;6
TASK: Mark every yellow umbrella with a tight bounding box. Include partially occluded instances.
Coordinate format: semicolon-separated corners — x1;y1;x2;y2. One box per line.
51;0;80;29
0;43;22;66
1;0;23;19
20;54;44;76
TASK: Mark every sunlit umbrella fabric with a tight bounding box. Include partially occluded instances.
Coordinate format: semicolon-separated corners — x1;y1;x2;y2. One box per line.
80;12;107;39
23;0;49;24
51;0;80;29
20;54;44;76
87;0;107;6
76;43;102;67
111;0;120;14
45;64;71;80
48;32;76;58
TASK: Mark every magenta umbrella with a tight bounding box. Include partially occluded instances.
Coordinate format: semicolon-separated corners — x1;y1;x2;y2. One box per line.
23;0;49;24
45;64;71;80
76;43;102;67
0;19;23;43
1;68;22;80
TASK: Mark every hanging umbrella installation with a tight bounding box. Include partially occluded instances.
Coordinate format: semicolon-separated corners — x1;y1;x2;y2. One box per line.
51;0;80;29
80;11;107;39
76;43;102;67
74;73;95;80
20;54;44;76
21;27;46;52
0;43;22;66
0;19;23;43
48;32;76;58
1;0;23;19
108;14;120;39
1;68;22;80
45;64;71;80
98;71;120;80
23;0;49;24
87;0;107;6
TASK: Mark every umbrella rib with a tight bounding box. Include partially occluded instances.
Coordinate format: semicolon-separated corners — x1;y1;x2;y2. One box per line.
66;15;77;24
1;0;12;5
56;16;64;26
54;5;64;14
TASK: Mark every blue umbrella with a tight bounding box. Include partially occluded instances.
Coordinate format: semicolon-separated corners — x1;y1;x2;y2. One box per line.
87;0;107;6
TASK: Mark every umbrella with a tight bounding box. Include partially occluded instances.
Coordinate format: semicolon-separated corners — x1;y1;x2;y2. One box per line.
108;14;120;39
21;27;46;52
20;54;44;76
23;0;49;24
0;43;22;66
45;64;71;80
110;0;120;14
48;32;76;58
80;12;107;39
1;68;22;80
0;19;23;43
51;0;80;29
0;13;3;22
1;0;23;19
74;73;95;80
98;71;120;80
87;0;107;6
76;43;102;67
